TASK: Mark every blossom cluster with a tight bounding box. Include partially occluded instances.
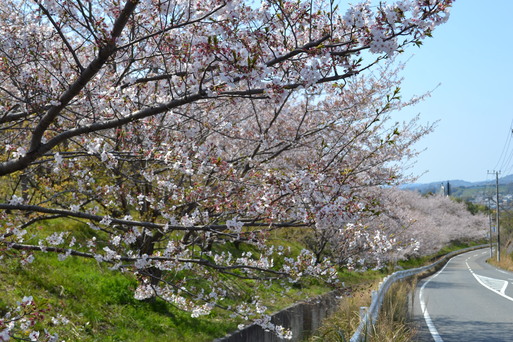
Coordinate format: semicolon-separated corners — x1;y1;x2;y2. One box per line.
0;297;60;342
0;0;455;338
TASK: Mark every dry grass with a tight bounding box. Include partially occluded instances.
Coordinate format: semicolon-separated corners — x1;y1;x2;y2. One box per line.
308;278;417;342
308;282;376;342
488;252;513;271
370;279;417;342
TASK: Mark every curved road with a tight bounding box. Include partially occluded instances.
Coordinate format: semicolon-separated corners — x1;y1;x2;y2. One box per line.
413;249;513;341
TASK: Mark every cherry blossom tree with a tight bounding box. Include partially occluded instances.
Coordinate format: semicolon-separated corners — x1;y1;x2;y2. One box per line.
0;0;454;338
360;188;488;264
0;0;452;174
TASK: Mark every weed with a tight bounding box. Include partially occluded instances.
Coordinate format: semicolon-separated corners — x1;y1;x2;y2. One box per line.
308;278;417;342
488;251;513;271
369;279;417;342
307;282;376;342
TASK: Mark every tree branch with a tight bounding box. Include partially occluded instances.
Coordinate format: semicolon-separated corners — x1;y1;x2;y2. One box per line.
0;203;309;232
37;2;84;72
266;34;331;67
22;0;139;171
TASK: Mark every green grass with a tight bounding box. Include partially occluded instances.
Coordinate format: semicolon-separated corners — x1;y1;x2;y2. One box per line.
0;253;240;341
2;216;483;342
0;251;335;341
1;223;336;341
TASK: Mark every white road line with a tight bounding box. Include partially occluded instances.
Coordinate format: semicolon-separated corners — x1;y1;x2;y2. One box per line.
474;274;508;294
419;261;452;342
466;260;513;302
419;251;505;342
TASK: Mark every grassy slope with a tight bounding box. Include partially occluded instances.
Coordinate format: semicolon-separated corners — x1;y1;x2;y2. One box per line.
1;223;334;341
2;218;483;341
1;254;238;341
2;251;385;341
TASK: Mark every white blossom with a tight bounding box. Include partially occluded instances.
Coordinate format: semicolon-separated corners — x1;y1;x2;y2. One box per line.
226;216;244;233
8;195;23;206
69;204;80;212
46;232;64;245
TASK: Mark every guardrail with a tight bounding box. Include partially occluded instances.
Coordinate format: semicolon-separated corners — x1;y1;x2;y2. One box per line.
349;245;489;342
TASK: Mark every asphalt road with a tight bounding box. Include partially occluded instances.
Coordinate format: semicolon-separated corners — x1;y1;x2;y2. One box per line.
412;249;513;342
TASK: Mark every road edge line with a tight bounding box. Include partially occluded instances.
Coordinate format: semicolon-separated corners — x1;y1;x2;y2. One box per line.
419;260;452;342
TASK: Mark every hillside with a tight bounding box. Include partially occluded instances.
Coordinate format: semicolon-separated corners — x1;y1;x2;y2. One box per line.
402;174;513;208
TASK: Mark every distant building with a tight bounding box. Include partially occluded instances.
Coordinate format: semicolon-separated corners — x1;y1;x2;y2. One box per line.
439;181;451;196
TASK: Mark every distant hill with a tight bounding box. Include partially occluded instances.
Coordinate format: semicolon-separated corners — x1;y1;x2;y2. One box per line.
401;180;471;194
497;174;513;185
401;174;513;209
401;174;513;194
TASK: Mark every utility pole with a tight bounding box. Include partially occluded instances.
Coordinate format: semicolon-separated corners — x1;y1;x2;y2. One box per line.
488;170;501;261
496;171;501;262
487;197;493;258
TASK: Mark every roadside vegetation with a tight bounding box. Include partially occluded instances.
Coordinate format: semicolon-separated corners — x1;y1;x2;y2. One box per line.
489;253;513;271
487;203;513;271
1;220;484;342
309;240;485;342
1;221;334;342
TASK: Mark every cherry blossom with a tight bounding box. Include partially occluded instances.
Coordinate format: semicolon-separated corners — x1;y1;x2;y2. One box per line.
0;296;58;342
0;0;456;336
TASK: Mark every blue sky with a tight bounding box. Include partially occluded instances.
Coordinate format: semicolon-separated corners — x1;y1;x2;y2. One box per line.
392;0;513;183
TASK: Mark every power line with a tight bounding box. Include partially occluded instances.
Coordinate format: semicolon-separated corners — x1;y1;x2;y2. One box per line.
502;138;513;176
494;119;513;172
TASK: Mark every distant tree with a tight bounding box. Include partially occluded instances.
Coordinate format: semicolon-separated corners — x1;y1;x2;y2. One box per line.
367;189;488;261
453;197;489;215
